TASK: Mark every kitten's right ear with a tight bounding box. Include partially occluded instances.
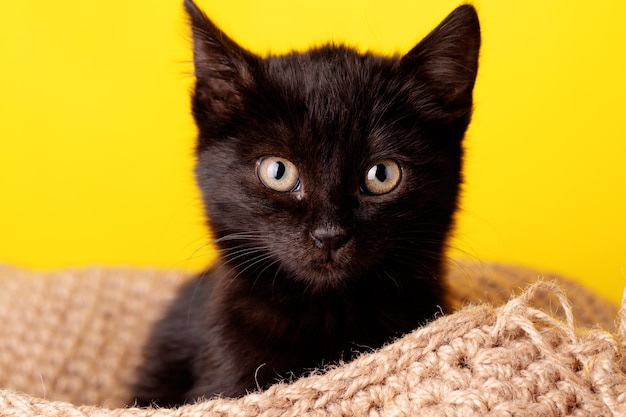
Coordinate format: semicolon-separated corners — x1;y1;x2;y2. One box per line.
184;0;256;112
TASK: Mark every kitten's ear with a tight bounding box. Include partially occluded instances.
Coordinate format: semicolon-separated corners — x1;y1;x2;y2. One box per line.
184;0;256;112
400;5;480;118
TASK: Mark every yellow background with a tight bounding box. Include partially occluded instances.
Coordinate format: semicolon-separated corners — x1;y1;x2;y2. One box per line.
1;0;624;303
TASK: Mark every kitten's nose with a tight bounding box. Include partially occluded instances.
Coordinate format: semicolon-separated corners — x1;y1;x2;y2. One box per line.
310;226;349;251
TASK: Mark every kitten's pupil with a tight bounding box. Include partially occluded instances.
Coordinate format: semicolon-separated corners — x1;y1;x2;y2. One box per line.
372;164;388;182
268;161;287;180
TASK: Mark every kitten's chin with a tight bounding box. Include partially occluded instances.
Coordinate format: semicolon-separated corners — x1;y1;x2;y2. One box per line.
290;237;375;292
293;260;356;292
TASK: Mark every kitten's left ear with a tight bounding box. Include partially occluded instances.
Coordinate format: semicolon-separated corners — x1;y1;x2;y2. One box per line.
400;5;481;117
184;0;257;112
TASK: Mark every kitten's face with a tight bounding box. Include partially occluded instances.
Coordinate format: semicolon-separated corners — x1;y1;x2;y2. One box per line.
186;0;480;291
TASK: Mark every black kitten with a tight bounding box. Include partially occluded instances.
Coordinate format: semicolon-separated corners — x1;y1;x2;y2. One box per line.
131;0;480;406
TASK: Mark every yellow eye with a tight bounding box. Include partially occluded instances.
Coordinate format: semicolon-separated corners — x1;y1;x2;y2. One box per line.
363;159;402;195
257;157;300;192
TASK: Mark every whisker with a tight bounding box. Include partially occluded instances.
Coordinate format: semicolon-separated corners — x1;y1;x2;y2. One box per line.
223;246;271;264
251;258;283;292
224;253;276;290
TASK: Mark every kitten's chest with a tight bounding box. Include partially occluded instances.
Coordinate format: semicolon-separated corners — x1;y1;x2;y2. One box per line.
189;293;356;398
221;297;364;382
188;262;440;398
225;287;353;346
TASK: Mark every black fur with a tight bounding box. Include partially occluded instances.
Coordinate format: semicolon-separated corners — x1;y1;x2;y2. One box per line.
131;0;480;406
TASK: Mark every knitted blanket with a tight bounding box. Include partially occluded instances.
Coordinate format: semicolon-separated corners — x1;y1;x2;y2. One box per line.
0;260;623;416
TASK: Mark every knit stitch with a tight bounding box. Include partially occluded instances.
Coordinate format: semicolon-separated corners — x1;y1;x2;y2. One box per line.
0;261;622;416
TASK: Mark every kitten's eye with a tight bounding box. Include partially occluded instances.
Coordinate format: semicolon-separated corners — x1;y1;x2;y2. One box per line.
362;159;402;195
257;157;300;192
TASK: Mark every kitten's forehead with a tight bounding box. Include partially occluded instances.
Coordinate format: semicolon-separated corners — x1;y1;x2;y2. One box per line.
264;48;389;113
260;48;393;158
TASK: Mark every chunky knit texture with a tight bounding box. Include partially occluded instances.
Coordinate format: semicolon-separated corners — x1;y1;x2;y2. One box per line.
0;260;623;416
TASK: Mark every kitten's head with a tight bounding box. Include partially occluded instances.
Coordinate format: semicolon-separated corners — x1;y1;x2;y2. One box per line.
185;0;480;292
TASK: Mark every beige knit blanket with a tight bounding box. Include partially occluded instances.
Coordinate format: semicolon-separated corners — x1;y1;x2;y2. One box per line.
0;260;624;416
